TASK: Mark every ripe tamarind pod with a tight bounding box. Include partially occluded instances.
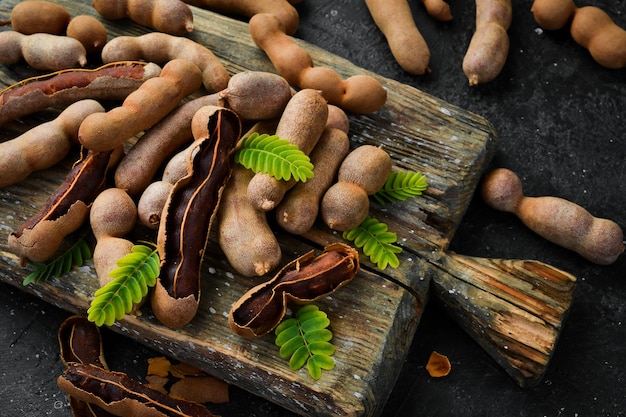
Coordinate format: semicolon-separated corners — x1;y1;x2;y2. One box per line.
57;363;219;417
0;99;105;188
570;6;626;69
0;1;71;35
137;181;173;229
152;107;242;329
66;15;109;55
0;31;87;71
0;61;162;126
8;147;120;265
229;243;360;338
92;0;194;35
481;168;624;265
101;33;229;93
79;59;203;153
530;0;576;31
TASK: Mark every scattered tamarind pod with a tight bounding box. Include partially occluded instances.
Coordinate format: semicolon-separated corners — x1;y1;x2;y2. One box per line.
92;0;194;35
462;0;512;86
0;1;71;35
182;0;300;35
247;89;329;212
365;0;431;75
8;147;120;265
78;59;203;153
0;31;87;71
218;71;292;120
57;363;219;417
229;243;359;338
66;15;109;55
153;106;242;328
481;168;625;265
570;6;626;69
114;93;220;197
530;0;576;31
101;33;229;93
422;0;453;22
0;61;162;126
217;164;282;277
0;99;105;188
137;181;173;229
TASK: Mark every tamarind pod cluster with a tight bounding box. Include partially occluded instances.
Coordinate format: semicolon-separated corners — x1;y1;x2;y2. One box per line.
0;61;162;126
153;106;242;329
530;0;576;30
78;59;203;153
92;0;194;35
248;13;387;114
570;6;626;69
182;0;300;35
0;99;105;188
422;0;453;22
365;0;431;75
101;33;230;93
66;15;109;55
462;0;512;85
0;1;71;35
229;243;360;338
8;147;121;265
0;31;87;71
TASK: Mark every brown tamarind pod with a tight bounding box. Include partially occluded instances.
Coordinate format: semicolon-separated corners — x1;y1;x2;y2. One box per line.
92;0;194;35
530;0;576;31
570;6;626;69
0;31;88;71
0;1;71;35
152;106;242;329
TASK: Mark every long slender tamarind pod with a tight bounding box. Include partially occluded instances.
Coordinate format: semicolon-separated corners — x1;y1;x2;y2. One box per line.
0;61;162;126
92;0;194;35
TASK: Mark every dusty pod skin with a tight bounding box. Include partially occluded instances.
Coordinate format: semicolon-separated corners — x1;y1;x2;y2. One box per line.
338;144;392;194
0;31;87;71
229;243;360;338
481;168;625;265
0;1;71;35
66;15;109;55
570;6;626;69
530;0;576;30
92;0;194;35
137;181;173;229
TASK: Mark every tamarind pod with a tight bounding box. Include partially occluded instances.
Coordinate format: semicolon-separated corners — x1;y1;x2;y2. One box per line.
0;31;87;71
422;0;453;22
0;61;162;126
0;99;105;188
229;243;359;338
530;0;576;31
182;0;300;35
114;93;220;197
78;59;203;153
57;363;219;417
66;15;109;55
0;1;71;35
58;315;108;369
92;0;194;35
137;181;174;229
101;33;229;93
8;147;119;265
153;106;242;329
570;6;626;69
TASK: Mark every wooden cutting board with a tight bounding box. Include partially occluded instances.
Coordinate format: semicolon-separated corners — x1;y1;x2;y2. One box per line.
0;1;576;416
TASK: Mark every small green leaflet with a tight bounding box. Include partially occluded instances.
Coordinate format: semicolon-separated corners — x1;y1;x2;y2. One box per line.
87;243;160;327
373;170;428;205
23;238;92;286
234;132;314;182
343;216;402;270
274;304;335;380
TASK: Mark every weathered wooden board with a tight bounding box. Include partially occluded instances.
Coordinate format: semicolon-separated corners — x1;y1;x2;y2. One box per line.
0;1;576;415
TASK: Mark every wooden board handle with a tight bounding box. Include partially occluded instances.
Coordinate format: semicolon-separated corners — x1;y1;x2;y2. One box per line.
430;252;576;387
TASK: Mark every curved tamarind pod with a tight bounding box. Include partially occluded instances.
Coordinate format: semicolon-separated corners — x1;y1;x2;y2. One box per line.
79;59;203;153
101;33;229;93
0;31;87;71
0;1;71;35
152;106;242;329
0;61;162;126
92;0;194;35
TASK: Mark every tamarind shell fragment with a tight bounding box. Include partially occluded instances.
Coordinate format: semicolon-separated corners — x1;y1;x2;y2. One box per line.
229;243;360;339
152;106;242;329
58;315;108;369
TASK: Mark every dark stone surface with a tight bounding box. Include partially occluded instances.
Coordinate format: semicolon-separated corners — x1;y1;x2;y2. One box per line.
1;1;625;416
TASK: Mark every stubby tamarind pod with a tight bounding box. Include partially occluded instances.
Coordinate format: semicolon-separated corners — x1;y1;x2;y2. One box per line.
0;1;71;35
182;0;300;35
0;61;162;126
462;0;512;86
247;88;329;212
92;0;194;35
229;243;360;338
114;93;220;197
481;168;624;265
422;0;453;22
365;0;431;75
57;363;219;417
78;59;203;153
66;15;109;55
248;13;387;114
570;6;626;69
530;0;576;31
152;106;242;329
321;144;392;231
101;33;229;93
0;31;87;71
0;99;105;188
8;147;122;265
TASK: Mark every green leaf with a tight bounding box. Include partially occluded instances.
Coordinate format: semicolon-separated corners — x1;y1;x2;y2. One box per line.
234;133;314;182
87;243;160;327
373;170;428;205
343;216;402;270
23;238;92;286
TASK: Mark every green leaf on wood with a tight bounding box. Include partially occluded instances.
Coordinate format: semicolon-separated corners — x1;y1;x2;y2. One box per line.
373;170;428;204
23;238;92;286
343;216;402;270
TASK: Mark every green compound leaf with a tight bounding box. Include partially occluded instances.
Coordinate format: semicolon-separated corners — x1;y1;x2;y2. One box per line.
23;238;92;286
87;243;160;327
373;170;428;205
274;305;336;380
234;132;314;182
343;216;402;270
